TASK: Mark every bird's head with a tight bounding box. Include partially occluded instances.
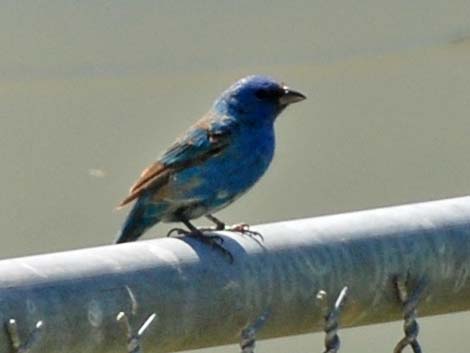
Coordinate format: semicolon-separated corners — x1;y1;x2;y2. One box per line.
214;75;306;125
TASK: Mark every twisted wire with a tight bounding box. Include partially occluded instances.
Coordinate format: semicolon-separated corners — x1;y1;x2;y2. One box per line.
239;311;270;353
5;319;43;353
317;286;348;353
394;276;427;353
240;327;256;353
116;312;157;353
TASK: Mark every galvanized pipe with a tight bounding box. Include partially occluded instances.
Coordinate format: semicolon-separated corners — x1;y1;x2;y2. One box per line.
1;196;470;353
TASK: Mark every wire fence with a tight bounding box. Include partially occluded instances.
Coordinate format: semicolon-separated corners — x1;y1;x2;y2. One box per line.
2;196;470;353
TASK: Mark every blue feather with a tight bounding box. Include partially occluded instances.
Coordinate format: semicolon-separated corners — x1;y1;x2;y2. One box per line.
116;75;305;243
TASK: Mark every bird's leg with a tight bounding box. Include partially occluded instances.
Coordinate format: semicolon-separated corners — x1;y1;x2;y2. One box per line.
181;219;234;263
167;217;223;239
205;214;226;230
204;214;263;240
182;219;223;243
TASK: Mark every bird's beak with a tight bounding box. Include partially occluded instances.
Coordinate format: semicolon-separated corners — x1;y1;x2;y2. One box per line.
279;86;306;105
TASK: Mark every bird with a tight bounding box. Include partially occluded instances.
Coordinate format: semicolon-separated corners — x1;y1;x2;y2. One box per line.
115;75;306;253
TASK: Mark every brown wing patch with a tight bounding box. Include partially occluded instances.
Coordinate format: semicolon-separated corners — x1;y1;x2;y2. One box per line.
130;162;166;193
117;162;170;208
117;112;232;209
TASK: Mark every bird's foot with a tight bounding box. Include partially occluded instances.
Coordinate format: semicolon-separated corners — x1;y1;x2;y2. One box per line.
188;231;233;263
167;225;225;244
226;223;263;240
167;227;233;263
204;215;263;240
167;227;190;237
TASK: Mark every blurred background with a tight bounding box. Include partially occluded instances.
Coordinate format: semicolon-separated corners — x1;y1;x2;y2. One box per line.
1;1;470;352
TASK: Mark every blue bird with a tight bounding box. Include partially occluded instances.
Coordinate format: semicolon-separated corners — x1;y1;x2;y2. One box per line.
115;75;305;251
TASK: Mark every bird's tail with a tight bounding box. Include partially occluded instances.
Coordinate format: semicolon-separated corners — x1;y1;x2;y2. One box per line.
114;199;165;244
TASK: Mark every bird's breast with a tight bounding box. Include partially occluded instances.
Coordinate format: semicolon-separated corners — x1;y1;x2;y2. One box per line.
214;126;275;185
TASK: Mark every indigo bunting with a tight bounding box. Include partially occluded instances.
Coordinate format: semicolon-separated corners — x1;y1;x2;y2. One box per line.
115;75;305;251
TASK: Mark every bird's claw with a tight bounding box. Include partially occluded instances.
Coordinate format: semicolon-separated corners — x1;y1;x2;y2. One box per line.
167;228;190;237
168;227;232;263
189;232;233;263
227;223;263;240
168;227;225;243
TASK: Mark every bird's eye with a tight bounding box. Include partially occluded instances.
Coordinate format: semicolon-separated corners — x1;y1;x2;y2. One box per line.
255;89;269;100
254;87;284;101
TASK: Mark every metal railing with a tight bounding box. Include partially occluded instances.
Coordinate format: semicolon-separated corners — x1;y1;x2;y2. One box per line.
1;196;470;353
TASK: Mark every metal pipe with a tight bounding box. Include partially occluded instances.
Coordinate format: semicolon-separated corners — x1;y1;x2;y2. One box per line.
1;196;470;353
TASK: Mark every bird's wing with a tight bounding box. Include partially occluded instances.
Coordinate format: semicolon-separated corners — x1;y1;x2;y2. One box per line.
117;114;235;208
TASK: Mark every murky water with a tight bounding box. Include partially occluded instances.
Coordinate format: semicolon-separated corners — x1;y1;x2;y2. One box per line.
1;1;470;352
